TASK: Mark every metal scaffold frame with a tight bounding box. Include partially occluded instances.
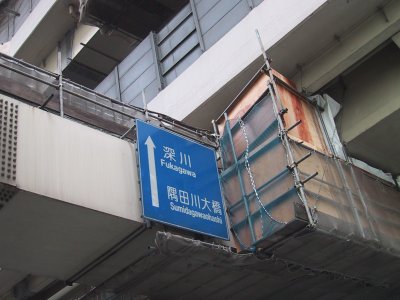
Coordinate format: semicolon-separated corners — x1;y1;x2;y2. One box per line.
217;74;316;250
215;30;320;250
263;62;316;227
215;30;400;256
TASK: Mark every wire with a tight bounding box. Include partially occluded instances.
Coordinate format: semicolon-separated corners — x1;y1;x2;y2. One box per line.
237;116;287;226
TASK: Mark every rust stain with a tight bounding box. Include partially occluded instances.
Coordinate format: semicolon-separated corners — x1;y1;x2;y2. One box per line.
291;97;312;143
216;68;328;154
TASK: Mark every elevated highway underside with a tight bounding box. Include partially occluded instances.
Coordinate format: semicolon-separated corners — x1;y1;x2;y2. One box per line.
0;0;400;290
38;232;400;300
0;92;398;299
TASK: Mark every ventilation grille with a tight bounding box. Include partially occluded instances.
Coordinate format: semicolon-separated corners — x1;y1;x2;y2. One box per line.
0;99;18;185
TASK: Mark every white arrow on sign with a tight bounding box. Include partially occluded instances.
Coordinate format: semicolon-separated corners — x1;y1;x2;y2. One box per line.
145;136;159;207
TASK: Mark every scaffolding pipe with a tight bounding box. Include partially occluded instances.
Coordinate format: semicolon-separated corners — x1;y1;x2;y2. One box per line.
39;94;54;109
224;113;256;246
57;45;64;117
120;124;136;139
267;71;315;227
255;29;315;227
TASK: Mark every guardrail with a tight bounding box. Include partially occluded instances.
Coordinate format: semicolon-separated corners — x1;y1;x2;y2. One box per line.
0;52;217;148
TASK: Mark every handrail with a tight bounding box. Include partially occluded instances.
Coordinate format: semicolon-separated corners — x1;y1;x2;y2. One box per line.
0;53;217;146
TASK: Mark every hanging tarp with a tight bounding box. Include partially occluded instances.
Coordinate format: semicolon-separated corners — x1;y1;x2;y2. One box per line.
217;67;400;255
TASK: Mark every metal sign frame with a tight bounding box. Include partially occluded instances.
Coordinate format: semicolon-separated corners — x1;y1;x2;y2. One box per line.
136;120;229;240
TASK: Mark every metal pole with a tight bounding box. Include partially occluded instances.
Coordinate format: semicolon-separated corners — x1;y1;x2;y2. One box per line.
211;119;220;137
189;0;206;52
255;29;315;227
142;90;149;120
57;44;64;117
150;31;165;91
39;94;54;109
224;113;256;246
268;71;315;227
114;66;122;101
120;124;136;139
212;119;226;170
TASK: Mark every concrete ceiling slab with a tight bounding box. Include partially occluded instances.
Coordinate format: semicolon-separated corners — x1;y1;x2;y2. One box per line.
269;0;391;79
183;57;264;129
346;108;400;174
323;42;400;174
63;30;140;88
182;0;392;129
79;0;189;38
393;32;400;48
70;231;400;299
0;190;140;280
0;268;27;296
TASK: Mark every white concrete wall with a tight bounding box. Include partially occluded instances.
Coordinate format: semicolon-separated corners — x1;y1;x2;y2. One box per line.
147;0;327;121
10;96;142;222
42;47;58;73
9;0;58;57
41;24;98;73
71;25;99;58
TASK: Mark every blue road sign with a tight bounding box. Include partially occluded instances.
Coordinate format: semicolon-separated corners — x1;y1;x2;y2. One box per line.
136;120;229;240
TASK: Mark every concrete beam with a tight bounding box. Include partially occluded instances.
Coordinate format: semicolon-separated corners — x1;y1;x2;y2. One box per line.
0;94;145;281
346;108;400;174
392;31;400;48
319;35;400;174
13;95;141;221
292;0;400;92
147;0;327;123
43;24;98;73
9;0;57;57
10;0;75;65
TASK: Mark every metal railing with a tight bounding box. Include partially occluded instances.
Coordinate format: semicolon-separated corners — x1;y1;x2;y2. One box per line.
0;52;217;147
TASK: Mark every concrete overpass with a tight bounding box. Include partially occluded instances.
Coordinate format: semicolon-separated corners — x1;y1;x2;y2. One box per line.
0;0;399;298
0;51;399;299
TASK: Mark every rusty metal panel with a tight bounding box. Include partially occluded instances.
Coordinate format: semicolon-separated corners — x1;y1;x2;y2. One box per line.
218;68;400;255
218;70;329;154
219;90;296;250
275;73;328;154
